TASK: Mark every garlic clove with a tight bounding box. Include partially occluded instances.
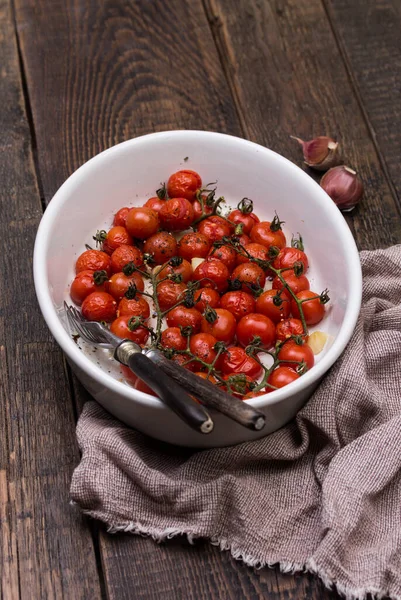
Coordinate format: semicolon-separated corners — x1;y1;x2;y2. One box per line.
307;331;329;355
291;135;339;171
191;257;205;270
152;265;162;277
320;165;364;211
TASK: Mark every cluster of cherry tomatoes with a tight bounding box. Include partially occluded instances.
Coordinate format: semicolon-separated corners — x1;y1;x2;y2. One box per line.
70;169;329;399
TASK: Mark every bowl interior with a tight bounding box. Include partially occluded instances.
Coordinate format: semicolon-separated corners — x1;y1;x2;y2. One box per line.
35;131;361;406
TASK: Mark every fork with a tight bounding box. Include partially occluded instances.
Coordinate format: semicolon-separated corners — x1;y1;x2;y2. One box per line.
65;303;214;434
65;303;266;432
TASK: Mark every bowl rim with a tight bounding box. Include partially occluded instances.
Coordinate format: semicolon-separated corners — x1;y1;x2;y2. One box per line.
33;130;362;411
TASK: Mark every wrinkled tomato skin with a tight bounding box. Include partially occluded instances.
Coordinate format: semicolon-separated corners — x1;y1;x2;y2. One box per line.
192;198;213;221
220;291;255;321
145;197;166;213
236;313;276;348
161;327;187;350
275;318;306;342
189;333;218;365
75;249;112;276
193;288;221;312
273;247;309;272
230;262;266;292
117;296;150;319
236;243;269;266
156;280;186;312
250;221;286;250
217;346;263;379
108;271;144;301
167;170;202;201
81;292;117;322
200;309;236;344
177;232;211;260
157;259;193;283
272;271;310;295
102;226;133;255
197;216;233;243
166;306;203;333
255;289;291;324
110;316;150;345
193;258;230;293
277;340;314;371
143;232;177;265
70;270;108;305
110;245;143;273
113;207;130;227
159;198;194;231
228;209;260;235
291;290;325;325
208;245;237;272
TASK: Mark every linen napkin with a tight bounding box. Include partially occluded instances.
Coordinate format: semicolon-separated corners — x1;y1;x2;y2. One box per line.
70;246;401;600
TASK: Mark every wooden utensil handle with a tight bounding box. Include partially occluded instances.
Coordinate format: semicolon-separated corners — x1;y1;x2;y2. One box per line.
115;342;214;434
146;349;266;432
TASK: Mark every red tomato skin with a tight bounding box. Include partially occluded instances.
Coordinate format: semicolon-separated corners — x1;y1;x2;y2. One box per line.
217;346;263;379
108;271;145;301
70;270;108;305
161;327;187;350
291;290;325;326
277;340;314;371
193;258;230;293
192;198;213;221
110;245;144;273
117;296;150;319
208;245;237;272
236;243;269;266
228;209;260;235
189;333;218;365
275;318;306;342
167;170;202;201
75;249;112;276
236;313;276;348
135;378;158;396
272;271;310;295
145;197;166;213
230;262;266;292
166;306;203;333
177;232;211;260
113;207;130;227
250;221;286;250
197;216;233;243
126;207;159;239
159;198;195;231
110;316;150;345
220;291;255;321
200;309;236;344
157;259;193;283
255;289;291;324
267;366;300;390
81;292;117;322
156;281;186;312
102;226;133;255
143;232;177;265
273;247;309;272
193;288;221;312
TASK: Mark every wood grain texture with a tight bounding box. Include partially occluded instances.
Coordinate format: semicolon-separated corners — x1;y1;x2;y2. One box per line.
324;0;401;206
14;0;242;202
203;0;401;249
0;0;101;597
100;534;340;600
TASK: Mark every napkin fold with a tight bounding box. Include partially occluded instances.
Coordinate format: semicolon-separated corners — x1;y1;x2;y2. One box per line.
71;246;401;600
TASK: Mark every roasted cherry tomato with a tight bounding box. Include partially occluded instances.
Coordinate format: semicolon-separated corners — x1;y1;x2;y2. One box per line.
255;289;291;324
193;258;230;293
208;245;237;272
171;353;197;371
250;221;286;250
157;258;193;283
110;315;150;345
278;340;314;371
134;378;157;396
159;197;194;231
145;196;166;213
291;290;325;325
143;231;177;265
236;233;251;246
236;313;276;348
267;366;300;390
192;198;213;221
166;306;203;332
81;291;117;322
219;291;255;321
75;249;112;276
236;242;270;266
273;247;309;272
102;226;133;255
167;170;202;201
217;346;263;379
228;208;260;235
193;288;221;312
275;318;306;342
108;271;145;300
222;373;254;398
117;296;150;319
200;308;236;344
110;244;143;273
113;207;130;227
230;262;266;292
272;271;310;295
194;372;217;384
161;327;188;351
126;207;160;239
197;216;233;243
70;269;109;305
189;333;218;366
156;280;186;312
177;232;211;260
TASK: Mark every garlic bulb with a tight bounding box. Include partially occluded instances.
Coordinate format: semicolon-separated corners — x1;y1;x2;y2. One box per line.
320;165;364;212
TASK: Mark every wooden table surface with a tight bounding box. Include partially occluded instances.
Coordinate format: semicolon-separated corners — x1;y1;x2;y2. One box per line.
1;0;400;598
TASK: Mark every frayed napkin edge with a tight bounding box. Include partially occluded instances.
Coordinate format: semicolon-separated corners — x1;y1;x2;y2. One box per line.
72;503;399;600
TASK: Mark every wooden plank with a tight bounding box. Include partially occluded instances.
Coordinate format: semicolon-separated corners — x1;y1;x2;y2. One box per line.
203;0;401;249
0;1;101;597
323;0;401;206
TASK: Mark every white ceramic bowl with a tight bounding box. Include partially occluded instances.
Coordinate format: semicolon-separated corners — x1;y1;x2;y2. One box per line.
34;131;362;447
